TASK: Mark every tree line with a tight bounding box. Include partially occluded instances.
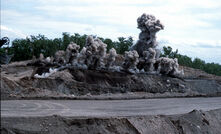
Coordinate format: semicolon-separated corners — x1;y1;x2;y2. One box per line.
161;46;221;76
1;33;133;61
0;33;220;76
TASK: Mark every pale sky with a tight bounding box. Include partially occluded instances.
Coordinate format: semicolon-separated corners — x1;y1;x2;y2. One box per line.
1;0;221;63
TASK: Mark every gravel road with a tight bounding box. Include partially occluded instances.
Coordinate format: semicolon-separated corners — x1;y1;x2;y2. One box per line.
1;97;221;117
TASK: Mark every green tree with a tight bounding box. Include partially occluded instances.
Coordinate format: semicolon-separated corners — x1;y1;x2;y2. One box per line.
192;58;206;70
62;32;71;50
11;39;32;61
162;46;178;58
104;38;115;52
115;36;133;54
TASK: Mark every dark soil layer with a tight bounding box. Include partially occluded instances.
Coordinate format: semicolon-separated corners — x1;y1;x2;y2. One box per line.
1;109;221;134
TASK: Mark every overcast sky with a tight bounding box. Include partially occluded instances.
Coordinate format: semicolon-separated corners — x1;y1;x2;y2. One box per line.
1;0;221;63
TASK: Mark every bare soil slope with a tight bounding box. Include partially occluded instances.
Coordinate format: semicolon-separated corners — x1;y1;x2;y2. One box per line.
1;61;221;100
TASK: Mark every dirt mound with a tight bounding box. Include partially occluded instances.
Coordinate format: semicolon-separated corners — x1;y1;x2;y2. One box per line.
169;109;221;134
1;109;221;134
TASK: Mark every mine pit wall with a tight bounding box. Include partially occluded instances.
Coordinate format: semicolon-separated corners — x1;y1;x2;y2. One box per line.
1;66;221;100
1;109;221;134
68;69;187;94
1;62;221;99
185;79;221;96
1;68;189;98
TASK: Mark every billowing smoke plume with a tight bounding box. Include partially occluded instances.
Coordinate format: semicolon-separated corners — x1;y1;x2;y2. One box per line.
131;13;164;57
123;50;139;73
142;48;156;72
66;42;80;65
84;36;107;69
36;13;183;77
54;50;66;64
105;48;117;69
155;57;184;77
131;13;183;76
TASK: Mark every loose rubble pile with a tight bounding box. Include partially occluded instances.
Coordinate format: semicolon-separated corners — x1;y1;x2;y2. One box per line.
35;13;183;77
